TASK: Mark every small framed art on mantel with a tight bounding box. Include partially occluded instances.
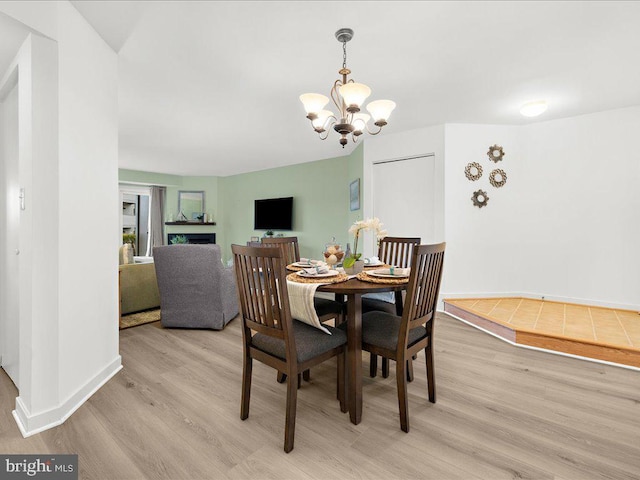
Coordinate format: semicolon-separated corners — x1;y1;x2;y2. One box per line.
350;178;360;211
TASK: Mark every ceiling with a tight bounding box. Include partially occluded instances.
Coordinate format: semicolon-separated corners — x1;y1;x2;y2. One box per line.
0;15;29;84
10;2;640;176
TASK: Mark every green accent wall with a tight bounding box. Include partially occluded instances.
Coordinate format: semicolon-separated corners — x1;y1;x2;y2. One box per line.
118;145;363;262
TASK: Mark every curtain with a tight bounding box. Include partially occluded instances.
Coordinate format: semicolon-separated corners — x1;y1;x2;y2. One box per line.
149;186;166;256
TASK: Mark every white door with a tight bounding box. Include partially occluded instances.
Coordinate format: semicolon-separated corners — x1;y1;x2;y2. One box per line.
372;154;437;244
0;82;20;388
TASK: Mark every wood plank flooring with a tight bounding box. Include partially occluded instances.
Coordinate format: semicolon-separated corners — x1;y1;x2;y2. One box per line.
1;313;639;479
444;298;640;368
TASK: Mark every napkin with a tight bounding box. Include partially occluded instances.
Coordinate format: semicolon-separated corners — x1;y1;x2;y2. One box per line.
298;258;322;266
372;267;410;276
286;280;331;334
364;256;381;265
302;265;330;275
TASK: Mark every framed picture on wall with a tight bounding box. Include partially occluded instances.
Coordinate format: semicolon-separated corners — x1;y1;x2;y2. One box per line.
350;178;360;211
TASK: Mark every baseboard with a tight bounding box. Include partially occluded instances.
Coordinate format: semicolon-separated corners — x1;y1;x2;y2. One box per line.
440;291;639;312
13;355;122;437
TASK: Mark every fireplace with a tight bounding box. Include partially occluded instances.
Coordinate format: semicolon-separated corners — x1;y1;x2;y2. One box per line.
168;233;216;245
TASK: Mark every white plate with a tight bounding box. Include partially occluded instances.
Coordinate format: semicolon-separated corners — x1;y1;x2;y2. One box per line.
296;270;339;278
368;270;410;278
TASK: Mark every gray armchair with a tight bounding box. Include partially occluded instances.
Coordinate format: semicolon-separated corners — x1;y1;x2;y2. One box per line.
153;244;238;329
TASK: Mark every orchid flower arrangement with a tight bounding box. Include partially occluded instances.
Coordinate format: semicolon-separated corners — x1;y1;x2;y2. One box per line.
343;217;388;268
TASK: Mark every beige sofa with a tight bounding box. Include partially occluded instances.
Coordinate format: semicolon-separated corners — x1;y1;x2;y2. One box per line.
119;262;161;315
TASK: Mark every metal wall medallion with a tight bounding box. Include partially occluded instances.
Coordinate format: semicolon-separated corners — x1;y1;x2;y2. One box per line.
489;168;507;188
472;189;489;208
487;144;505;163
464;162;483;181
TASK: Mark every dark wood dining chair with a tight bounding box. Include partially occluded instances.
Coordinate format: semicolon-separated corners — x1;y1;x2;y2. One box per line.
231;244;347;453
363;236;421;379
262;236;345;383
359;242;445;432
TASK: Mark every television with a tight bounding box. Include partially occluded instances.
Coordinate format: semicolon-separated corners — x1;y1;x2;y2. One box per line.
254;197;293;230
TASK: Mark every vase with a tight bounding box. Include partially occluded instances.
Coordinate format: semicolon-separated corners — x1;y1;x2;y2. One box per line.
344;259;364;275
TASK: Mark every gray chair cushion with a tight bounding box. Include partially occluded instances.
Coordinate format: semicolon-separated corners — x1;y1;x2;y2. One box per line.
313;297;344;317
153;244;239;329
357;311;427;351
362;297;397;315
252;320;347;363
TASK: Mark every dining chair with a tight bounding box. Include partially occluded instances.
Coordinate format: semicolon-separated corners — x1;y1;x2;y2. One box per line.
363;236;421;379
262;236;345;383
359;242;445;432
231;244;347;453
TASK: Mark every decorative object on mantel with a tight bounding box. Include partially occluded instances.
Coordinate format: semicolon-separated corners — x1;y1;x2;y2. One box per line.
176;211;188;222
299;28;396;148
464;162;483;181
170;234;189;245
489;168;507;188
472;189;489;208
343;217;388;273
487;144;505;163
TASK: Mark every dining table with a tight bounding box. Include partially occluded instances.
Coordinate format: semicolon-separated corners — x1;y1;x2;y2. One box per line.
317;276;408;425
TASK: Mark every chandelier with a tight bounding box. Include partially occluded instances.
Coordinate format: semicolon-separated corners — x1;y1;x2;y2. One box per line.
300;28;396;148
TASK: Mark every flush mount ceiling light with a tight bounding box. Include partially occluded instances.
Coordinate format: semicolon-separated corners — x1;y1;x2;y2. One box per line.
300;28;396;148
520;100;548;117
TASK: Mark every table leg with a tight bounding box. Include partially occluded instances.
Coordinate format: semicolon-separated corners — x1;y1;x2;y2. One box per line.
346;293;362;424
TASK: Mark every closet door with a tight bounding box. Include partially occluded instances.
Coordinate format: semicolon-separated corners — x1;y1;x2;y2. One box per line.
0;83;20;389
372;154;436;243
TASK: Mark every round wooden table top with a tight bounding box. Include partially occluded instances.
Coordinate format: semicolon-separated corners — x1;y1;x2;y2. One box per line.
317;276;406;295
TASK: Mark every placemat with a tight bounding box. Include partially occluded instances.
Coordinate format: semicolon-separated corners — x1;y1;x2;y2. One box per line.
356;271;410;285
287;272;349;284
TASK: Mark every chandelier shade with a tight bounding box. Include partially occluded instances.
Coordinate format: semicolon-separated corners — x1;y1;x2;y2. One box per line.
299;93;330;115
367;99;396;125
338;82;372;111
300;28;395;147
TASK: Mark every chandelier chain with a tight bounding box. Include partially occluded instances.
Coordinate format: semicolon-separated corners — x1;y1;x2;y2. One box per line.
342;41;347;70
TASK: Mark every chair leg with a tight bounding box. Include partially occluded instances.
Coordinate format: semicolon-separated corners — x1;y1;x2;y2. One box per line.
407;358;414;382
303;370;311;381
396;356;409;433
284;372;298;453
369;353;378;378
426;342;436;403
337;352;347;413
382;357;390;378
241;355;252;420
277;372;286;383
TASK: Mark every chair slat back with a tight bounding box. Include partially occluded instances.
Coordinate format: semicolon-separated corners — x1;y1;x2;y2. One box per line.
261;236;300;266
401;243;446;341
378;236;421;268
232;245;294;344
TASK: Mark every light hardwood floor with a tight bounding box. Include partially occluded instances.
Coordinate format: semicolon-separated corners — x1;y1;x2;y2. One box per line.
1;313;639;479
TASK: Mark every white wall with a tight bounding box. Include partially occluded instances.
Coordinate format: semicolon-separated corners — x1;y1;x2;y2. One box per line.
56;0;120;403
442;108;640;309
442;124;523;297
518;107;640;308
0;2;121;436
